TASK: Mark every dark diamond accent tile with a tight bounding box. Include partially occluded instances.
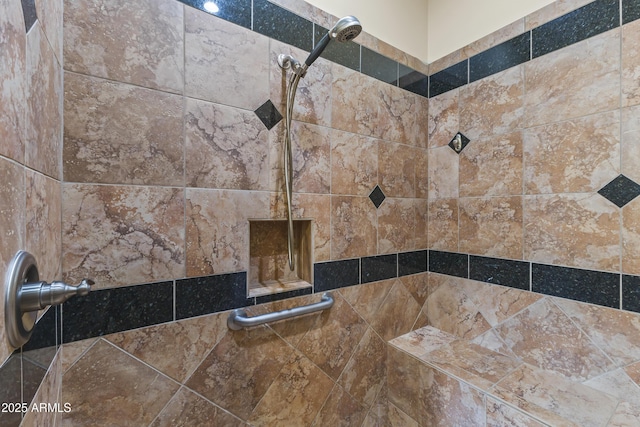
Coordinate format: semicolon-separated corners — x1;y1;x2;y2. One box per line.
63;281;174;343
429;250;468;278
254;0;313;51
369;185;386;208
398;250;428;277
532;263;620;308
178;0;252;29
399;64;428;97
314;24;361;72
448;132;470;154
623;0;640;24
361;47;398;85
255;286;312;305
21;0;37;32
598;174;640;207
176;272;249;320
429;60;468;98
255;100;283;130
470;32;531;83
623;274;640;313
314;259;360;292
532;0;620;58
361;254;398;284
470;256;530;291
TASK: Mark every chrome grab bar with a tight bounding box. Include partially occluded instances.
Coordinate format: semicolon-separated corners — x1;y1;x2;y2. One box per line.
227;292;334;330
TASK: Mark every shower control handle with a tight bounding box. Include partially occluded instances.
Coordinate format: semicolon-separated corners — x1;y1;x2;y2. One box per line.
19;278;93;313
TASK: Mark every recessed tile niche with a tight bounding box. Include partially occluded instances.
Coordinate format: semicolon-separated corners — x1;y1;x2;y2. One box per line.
248;219;312;297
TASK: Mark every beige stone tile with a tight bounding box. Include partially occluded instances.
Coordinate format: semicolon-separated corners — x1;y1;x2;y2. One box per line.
524;194;620;271
607;401;640;427
186;188;269;276
61;340;179;426
524;29;620;128
248;350;334;426
471;329;519;358
460;66;524;141
185;97;269;190
35;0;63;63
386;347;424;423
290;121;331;194
463;19;526;58
64;0;183;93
330;195;377;259
389;325;456;358
387;403;419;427
584;369;640;408
312;384;368;427
185;325;292;420
524;111;620;194
292;193;331;262
625;360;640;386
486;396;547;427
151;387;246;427
429;49;463;75
22;348;63;427
428;89;459;149
525;0;594;30
62;184;185;288
379;85;429;147
400;273;430;307
379;142;416;198
622;104;640;184
459;196;523;259
460;132;523;197
416;147;429;199
0;0;26;163
554;298;640;367
472;283;542;327
361;382;390;427
488;390;581;427
339;279;395;325
270;39;332;127
622;20;640;107
428;198;459;251
26;171;61;282
495;299;615;381
370;279;422;341
378;198;417;254
494;364;618;427
61;338;98;373
428;146;459;200
64;72;184;186
296;292;368;380
107;312;228;383
330;130;378;196
26;22;62;180
623;198;640;275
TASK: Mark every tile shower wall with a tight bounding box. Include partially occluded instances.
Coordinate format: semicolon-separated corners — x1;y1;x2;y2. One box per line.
0;0;65;425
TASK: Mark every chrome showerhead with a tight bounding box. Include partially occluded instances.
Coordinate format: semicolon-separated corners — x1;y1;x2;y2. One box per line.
304;15;362;67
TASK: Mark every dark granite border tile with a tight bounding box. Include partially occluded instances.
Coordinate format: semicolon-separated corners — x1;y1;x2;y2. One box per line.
314;258;360;292
313;24;361;72
62;281;174;343
428;250;468;278
623;0;640;24
255;286;312;304
178;0;252;29
532;264;620;308
254;0;313;51
429;60;468;98
470;256;530;290
362;254;398;283
623;274;640;313
469;32;530;83
532;0;620;58
361;46;398;85
399;64;428;97
22;306;59;352
398;250;428;277
176;273;249;320
21;0;37;32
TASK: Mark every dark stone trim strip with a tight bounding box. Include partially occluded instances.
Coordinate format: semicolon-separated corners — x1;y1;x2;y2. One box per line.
469;32;531;83
623;274;640;313
314;258;360;292
429;250;468;278
361;254;398;283
399;64;429;97
470;256;530;291
176;272;249;320
255;287;313;305
429;60;468;97
623;0;640;24
398;250;428;277
362;46;399;85
253;0;313;51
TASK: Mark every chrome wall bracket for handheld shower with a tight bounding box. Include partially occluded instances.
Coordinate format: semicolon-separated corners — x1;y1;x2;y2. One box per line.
4;251;94;348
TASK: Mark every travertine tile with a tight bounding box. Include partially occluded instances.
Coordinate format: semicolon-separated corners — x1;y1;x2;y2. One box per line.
386;403;419;427
22;349;63;427
185;325;293;421
428;146;459;200
35;0;63;62
554;298;640;367
460;132;523;197
379;85;428;147
494;364;618;427
389;326;457;359
61;340;179;426
362;382;390;427
495;299;615;381
370;279;422;341
311;384;368;427
622;105;640;185
607;401;640;427
62;184;185;288
64;0;184;93
524;29;620;128
64;72;184;186
186;188;269;276
26;22;62;179
107;312;228;383
459;196;523;259
0;0;26;162
472;283;542;327
524;194;620;271
330;195;377;259
330;130;378;196
471;329;518;358
486;396;547;427
378;198;417;254
625;360;640;386
622;20;640;107
583;369;640;408
61;338;98;373
416;148;429;199
428;89;459;149
248;350;334;426
460;66;524;141
378;142;416;198
428;198;459;251
400;273;430;307
151;387;246;427
339;279;394;325
623;198;640;275
185;98;269;190
290;121;331;194
524;111;620;194
296;292;368;380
